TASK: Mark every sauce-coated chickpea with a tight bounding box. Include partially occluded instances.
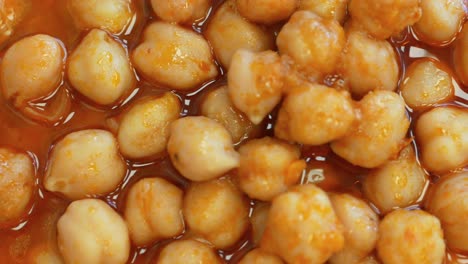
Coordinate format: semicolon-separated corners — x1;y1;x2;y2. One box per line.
0;0;29;44
298;0;348;23
239;249;284;264
454;22;468;86
236;0;298;25
151;0;211;24
156;239;224;264
251;203;270;246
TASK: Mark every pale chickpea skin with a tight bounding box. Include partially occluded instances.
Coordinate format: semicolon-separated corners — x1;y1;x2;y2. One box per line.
117;92;181;160
44;129;127;200
277;10;345;78
57;199;130;264
237;137;306;201
250;203;270;246
260;184;344;264
331;91;410;168
329;193;379;264
151;0;211;24
156;239;224;264
227;49;284;125
183;178;249;249
415;107;468;173
427;171;468;252
236;0;298;24
349;0;422;40
275;82;355;145
413;0;465;45
377;209;446;264
454;22;468;86
299;0;348;23
205;0;275;69
124;177;184;246
167;116;240;182
400;59;454;109
0;148;35;225
67;0;133;34
239;249;284;264
68;29;136;105
133;22;218;90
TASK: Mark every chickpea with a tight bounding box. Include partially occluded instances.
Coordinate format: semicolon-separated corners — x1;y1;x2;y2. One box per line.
277;11;345;78
68;29;135;105
124;178;184;246
237;137;306;201
205;0;275;69
427;172;468;252
44;129;127;200
156;239;224;264
260;184;344;264
151;0;211;24
331;91;410;168
275;82;355;145
251;203;270;246
133;22;218;91
358;256;381;264
400;59;454;109
454;22;468;86
118;93;181;160
349;0;422;40
200;86;256;143
67;0;133;34
57;199;130;264
0;0;29;44
415;107;468;173
167;116;240;181
0;148;35;225
227;50;284;124
239;249;284;264
377;209;445;264
236;0;298;24
183;178;249;249
413;0;465;45
30;246;64;264
328;194;379;264
298;0;348;23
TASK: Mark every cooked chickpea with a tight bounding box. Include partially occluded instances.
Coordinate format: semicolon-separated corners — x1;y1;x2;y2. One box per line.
0;148;35;225
275;82;355;145
454;22;468;86
358;256;380;264
151;0;211;24
331;91;410;168
299;0;348;23
236;0;298;24
239;249;284;264
251;203;270;246
133;22;218;91
427;172;468;252
400;59;454;108
415;107;468;173
260;184;344;264
57;199;130;264
349;0;422;39
183;178;249;249
44;129;127;200
0;0;29;44
118;93;181;160
68;29;135;105
277;11;345;78
227;50;284;124
156;239;224;264
377;209;445;264
167;116;240;181
67;0;133;33
237;137;305;201
29;246;63;264
124;177;184;246
328;194;378;264
205;0;275;68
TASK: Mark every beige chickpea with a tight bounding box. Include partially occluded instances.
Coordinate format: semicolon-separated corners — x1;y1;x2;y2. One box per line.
124;177;184;246
167;116;240;181
454;22;468;86
183;178;249;249
205;0;275;69
349;0;422;39
117;93;181;160
251;203;270;246
156;239;224;264
277;11;345;78
260;184;344;264
329;193;379;264
275;82;355;145
427;171;468;252
57;199;130;264
68;29;135;105
44;129;127;200
0;0;29;44
67;0;133;34
133;22;218;91
0;148;35;225
415;107;468;173
400;59;454;109
29;246;64;264
151;0;211;24
299;0;348;23
236;0;298;24
239;249;284;264
377;209;446;264
237;137;306;201
331;91;410;168
227;50;284;124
